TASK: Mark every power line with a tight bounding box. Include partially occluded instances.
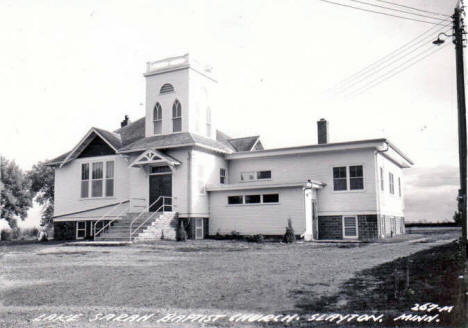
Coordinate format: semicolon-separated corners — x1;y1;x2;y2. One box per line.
371;0;451;18
317;0;448;25
345;43;449;97
335;28;452;94
347;0;448;21
328;20;451;93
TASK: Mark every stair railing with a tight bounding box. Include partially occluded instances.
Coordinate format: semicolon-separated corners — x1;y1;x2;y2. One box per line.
129;196;172;241
93;200;130;240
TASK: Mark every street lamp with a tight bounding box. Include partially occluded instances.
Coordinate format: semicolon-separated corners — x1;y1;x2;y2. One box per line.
432;32;453;45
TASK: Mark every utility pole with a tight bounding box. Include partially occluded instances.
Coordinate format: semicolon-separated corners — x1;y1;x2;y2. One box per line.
453;4;468;244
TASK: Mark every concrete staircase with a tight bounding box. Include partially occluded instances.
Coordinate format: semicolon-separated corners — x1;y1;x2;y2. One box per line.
95;212;154;242
95;212;178;242
134;212;177;242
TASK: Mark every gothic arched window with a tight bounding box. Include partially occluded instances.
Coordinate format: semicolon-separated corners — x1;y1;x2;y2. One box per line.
172;100;182;132
153;103;162;135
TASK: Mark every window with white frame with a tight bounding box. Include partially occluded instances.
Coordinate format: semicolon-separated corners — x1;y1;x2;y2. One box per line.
172;99;182;132
105;161;114;197
76;221;86;239
333;167;347;191
81;161;114;198
153;103;162;135
333;165;364;191
349;165;364;190
240;170;271;182
81;163;89;198
227;193;279;205
206;107;212;137
389;173;395;194
220;168;226;184
398;177;402;197
380;167;384;191
343;216;358;238
91;162;104;197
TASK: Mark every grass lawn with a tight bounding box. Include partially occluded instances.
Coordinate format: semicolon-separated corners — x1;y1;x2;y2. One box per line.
0;231;464;327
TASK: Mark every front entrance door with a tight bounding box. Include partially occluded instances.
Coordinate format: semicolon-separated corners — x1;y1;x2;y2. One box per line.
149;173;172;212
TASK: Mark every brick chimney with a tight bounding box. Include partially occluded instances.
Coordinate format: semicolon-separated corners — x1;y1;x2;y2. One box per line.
317;118;329;144
121;115;129;128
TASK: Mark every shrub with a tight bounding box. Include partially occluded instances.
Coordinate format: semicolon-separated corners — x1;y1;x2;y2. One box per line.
254;234;264;243
1;229;12;241
283;218;296;243
230;231;241;240
176;220;187;242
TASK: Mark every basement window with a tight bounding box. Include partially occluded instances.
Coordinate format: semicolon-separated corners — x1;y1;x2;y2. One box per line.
262;194;279;203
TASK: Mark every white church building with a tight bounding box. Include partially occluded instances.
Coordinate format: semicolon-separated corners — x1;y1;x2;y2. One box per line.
46;54;413;242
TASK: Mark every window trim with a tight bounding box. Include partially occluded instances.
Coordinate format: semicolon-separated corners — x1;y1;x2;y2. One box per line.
76;221;87;240
379;167;384;191
220;168;226;184
240;170;272;182
80;159;115;199
389;172;395;195
172;99;182;132
227;193;280;206
342;216;358;239
398;177;402;197
331;164;365;193
153;103;163;135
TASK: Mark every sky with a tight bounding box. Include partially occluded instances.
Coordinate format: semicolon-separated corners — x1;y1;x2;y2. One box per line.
0;0;463;226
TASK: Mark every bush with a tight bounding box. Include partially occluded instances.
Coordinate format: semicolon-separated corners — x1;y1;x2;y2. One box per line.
1;229;12;241
176;219;187;242
283;219;296;243
230;231;241;240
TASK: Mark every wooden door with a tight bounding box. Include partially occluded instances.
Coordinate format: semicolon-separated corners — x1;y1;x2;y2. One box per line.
149;174;172;212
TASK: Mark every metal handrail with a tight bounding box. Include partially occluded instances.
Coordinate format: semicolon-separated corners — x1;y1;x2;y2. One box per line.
129;196;172;241
93;203;131;240
93;200;129;240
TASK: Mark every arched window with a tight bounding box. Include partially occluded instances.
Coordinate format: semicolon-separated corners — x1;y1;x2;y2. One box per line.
153;103;162;135
172;100;182;132
160;83;175;94
206;107;212;137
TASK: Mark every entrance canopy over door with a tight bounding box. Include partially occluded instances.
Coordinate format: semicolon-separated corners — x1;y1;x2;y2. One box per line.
129;149;181;168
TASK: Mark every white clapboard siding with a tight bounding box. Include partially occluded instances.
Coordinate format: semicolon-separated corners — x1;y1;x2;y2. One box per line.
209;187;304;235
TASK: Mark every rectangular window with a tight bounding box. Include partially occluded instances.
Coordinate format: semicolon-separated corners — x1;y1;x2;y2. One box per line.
105;161;114;197
245;194;261;204
220;168;226;184
76;221;86;239
257;170;271;180
263;194;279;203
241;170;272;182
91;162;103;197
380;167;384;191
343;216;358;238
389;173;395;194
228;195;243;205
333;167;347;191
398;177;401;197
81;163;89;198
349;165;364;190
241;171;256;181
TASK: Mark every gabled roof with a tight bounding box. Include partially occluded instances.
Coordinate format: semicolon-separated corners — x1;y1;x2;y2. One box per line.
58;128;120;167
227;136;262;152
129;149;181;167
119;132;233;154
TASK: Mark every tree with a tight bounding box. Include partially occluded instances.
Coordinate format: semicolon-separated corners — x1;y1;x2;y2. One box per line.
453;211;462;226
27;161;55;225
0;156;33;228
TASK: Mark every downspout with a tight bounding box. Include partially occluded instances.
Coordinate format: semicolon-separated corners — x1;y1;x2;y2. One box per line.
375;142;389;238
187;150;192;219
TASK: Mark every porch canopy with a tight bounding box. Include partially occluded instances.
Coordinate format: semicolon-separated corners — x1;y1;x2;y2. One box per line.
129;149;181;168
